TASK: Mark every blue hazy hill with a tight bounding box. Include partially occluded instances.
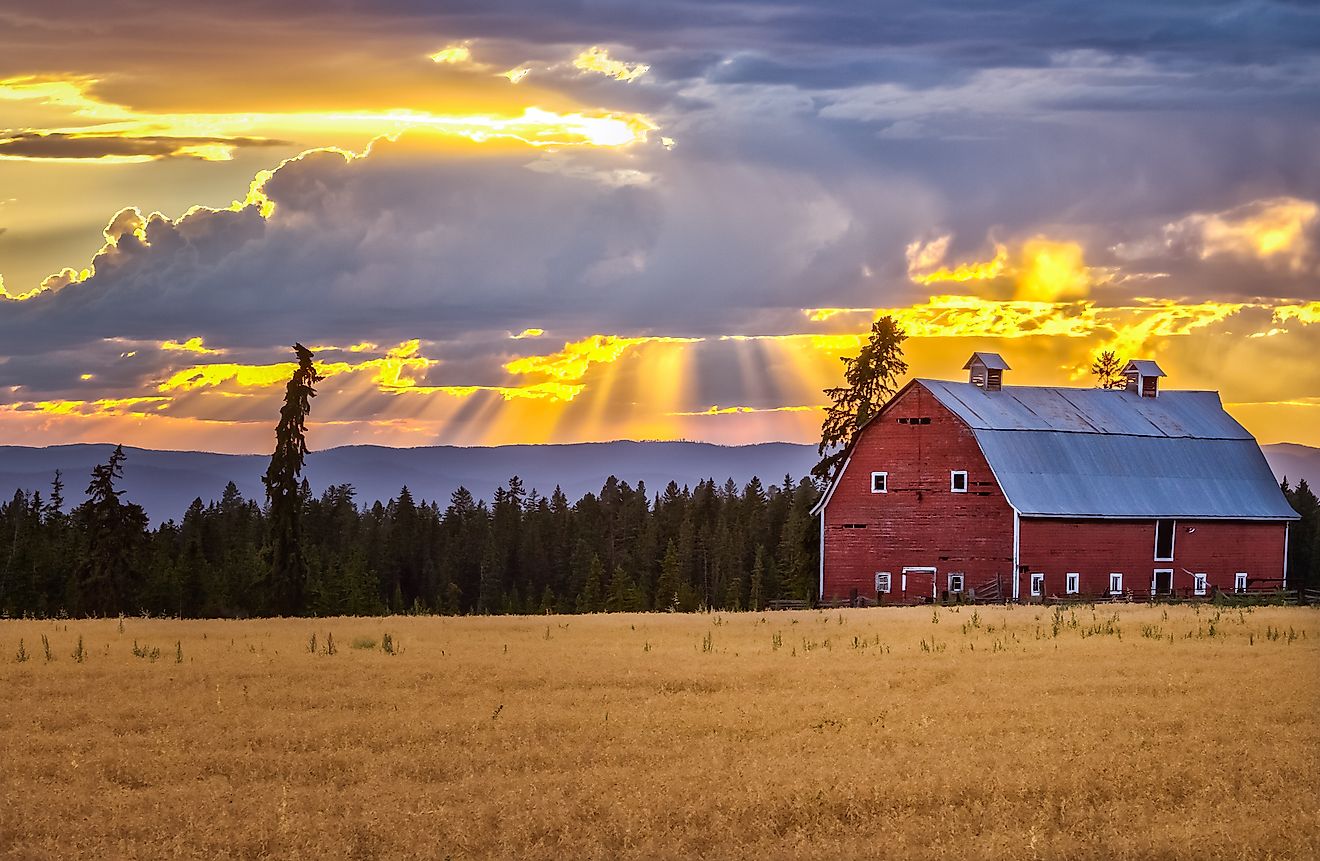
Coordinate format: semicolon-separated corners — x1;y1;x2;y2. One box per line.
1;440;1314;523
0;441;821;523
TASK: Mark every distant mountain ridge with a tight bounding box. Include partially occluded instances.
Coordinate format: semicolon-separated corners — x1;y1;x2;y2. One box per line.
0;441;822;523
1;440;1315;523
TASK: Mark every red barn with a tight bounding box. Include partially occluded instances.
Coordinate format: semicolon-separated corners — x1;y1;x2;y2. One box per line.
812;353;1299;603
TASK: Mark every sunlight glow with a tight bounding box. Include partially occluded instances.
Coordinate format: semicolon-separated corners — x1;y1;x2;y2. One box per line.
0;75;657;162
1169;197;1318;270
429;44;472;64
572;47;649;82
161;337;224;355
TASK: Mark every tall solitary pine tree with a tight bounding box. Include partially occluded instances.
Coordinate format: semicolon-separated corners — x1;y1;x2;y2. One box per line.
263;343;323;615
814;316;908;482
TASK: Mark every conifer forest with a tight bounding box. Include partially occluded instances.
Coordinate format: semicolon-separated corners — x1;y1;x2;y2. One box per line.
0;447;821;618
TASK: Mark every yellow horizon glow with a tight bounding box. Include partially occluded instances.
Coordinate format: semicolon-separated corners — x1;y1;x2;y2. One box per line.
0;75;658;164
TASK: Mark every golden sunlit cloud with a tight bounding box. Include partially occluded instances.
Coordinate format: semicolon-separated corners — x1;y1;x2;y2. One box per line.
803;308;873;322
667;405;821;416
0;275;47;302
0;75;657;162
907;233;1095;302
161;337;225;355
1165;196;1318;271
4;396;170;418
804;293;1244;349
502;67;532;84
1014;237;1092;302
429;44;472;64
504;334;700;391
512;328;545;339
908;237;1008;285
572;47;649;82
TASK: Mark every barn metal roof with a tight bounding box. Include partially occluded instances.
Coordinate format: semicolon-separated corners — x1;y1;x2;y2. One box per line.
919;380;1298;520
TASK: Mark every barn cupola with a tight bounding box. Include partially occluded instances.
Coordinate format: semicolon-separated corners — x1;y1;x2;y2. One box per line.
1122;359;1166;398
963;352;1010;392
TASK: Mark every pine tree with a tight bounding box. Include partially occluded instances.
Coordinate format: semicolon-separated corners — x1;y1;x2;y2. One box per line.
815;316;908;482
47;470;64;519
607;565;640;612
1090;350;1126;389
74;445;147;614
262;343;322;616
749;545;766;611
655;540;681;611
577;555;605;613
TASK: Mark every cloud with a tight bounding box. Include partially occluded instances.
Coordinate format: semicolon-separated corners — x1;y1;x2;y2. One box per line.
429;43;472;64
160;337;225;355
0;131;288;163
1163;196;1319;272
906;234;1094;302
2;1;1320;449
573;46;649;82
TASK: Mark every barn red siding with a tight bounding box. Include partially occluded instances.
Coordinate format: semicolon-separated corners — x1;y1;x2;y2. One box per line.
821;384;1014;603
1017;518;1287;600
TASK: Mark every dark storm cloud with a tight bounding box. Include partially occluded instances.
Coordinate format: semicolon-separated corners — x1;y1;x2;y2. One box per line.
0;132;290;161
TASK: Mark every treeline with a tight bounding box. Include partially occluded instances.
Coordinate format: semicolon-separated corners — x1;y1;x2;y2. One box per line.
0;447;819;618
1282;479;1320;594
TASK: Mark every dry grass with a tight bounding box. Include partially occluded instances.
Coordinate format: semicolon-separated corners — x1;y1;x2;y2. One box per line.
1;604;1317;860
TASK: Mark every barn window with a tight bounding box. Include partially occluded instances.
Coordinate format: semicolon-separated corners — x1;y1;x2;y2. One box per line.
947;573;964;593
950;471;968;493
1234;572;1248;593
871;472;888;493
1109;573;1123;594
1066;573;1079;594
875;572;891;594
1029;573;1044;596
1154;519;1175;561
1193;573;1207;596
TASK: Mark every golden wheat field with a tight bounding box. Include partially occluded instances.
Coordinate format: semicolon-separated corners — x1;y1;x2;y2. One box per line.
1;604;1318;860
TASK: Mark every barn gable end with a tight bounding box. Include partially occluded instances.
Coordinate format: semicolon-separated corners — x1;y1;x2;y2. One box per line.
816;381;1014;603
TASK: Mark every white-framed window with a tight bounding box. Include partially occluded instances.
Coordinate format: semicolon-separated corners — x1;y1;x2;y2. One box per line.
875;572;891;594
1154;519;1175;561
1234;572;1248;594
1152;569;1174;596
948;573;964;593
1066;572;1079;594
1193;573;1207;596
950;470;968;493
1030;573;1045;596
871;471;888;494
1109;572;1123;595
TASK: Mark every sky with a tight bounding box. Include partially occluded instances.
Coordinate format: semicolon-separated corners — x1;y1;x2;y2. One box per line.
1;0;1318;452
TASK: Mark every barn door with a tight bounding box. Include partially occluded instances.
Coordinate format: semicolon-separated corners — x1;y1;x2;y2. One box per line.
901;567;937;603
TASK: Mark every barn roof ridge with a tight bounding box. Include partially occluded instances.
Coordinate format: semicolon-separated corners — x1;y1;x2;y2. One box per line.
915;378;1253;441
